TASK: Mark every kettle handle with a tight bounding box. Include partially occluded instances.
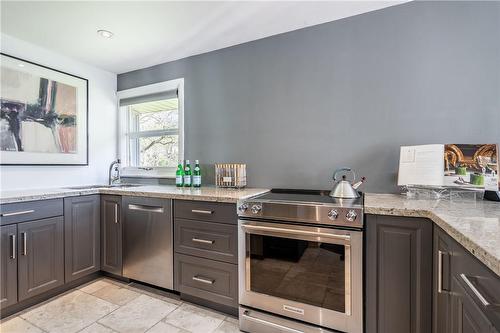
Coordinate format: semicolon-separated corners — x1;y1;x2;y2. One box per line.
333;168;356;182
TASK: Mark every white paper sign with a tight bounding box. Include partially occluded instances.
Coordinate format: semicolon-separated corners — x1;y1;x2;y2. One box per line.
398;145;444;186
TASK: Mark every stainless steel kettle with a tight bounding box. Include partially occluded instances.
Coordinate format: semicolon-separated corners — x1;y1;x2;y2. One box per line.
329;167;365;199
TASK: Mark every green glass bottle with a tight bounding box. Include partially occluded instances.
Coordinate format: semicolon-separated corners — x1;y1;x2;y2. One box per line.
193;160;201;187
183;160;192;187
175;161;184;187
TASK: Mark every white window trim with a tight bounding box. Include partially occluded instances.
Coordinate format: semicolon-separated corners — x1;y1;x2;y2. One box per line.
117;78;184;178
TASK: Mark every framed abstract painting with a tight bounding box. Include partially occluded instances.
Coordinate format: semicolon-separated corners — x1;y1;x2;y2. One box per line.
0;53;88;165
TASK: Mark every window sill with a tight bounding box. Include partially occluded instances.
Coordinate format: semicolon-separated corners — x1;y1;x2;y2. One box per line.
121;168;176;179
120;174;176;179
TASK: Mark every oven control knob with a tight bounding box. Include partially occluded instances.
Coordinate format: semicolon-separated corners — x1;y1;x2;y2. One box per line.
346;210;357;222
327;209;339;220
251;204;262;214
238;203;248;213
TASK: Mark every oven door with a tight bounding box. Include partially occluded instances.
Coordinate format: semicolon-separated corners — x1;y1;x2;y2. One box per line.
238;220;363;333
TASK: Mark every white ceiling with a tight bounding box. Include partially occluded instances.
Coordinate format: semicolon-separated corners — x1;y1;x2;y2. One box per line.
1;1;406;74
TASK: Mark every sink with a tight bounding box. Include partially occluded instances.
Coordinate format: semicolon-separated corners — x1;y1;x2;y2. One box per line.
107;184;141;188
65;184;141;190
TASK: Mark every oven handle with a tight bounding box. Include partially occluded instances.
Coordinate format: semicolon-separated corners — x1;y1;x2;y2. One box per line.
241;223;351;243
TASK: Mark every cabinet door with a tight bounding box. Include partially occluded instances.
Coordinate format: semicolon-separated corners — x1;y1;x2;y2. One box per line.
433;226;453;333
0;224;18;308
101;195;122;275
18;217;64;301
450;275;493;333
366;215;433;333
64;195;101;282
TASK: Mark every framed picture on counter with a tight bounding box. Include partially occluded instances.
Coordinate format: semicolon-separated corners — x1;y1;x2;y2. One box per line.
0;53;88;165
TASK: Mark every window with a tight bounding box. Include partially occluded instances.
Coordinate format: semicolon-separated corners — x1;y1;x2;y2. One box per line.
117;79;184;178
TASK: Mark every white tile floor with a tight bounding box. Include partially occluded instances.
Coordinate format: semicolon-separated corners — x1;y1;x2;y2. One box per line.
0;278;241;333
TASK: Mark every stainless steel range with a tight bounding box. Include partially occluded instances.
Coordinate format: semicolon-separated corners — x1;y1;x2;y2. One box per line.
237;189;363;333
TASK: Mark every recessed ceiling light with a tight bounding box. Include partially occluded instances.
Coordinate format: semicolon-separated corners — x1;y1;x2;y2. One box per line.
18;63;25;67
97;29;114;39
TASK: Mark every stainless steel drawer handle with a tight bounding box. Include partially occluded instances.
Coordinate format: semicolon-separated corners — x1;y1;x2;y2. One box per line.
242;310;304;333
460;274;490;306
21;232;27;256
128;204;164;213
438;250;445;293
191;209;213;215
114;204;119;224
192;276;214;285
10;234;16;259
192;238;215;245
1;209;34;217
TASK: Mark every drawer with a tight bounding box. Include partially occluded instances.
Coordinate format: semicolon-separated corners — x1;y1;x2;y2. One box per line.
453;241;500;330
174;219;237;264
0;199;63;225
174;200;236;225
175;253;238;308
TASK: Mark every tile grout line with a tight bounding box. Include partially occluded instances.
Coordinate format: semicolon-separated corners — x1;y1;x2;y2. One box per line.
95;285;183;333
145;298;186;333
211;318;227;333
16;316;50;333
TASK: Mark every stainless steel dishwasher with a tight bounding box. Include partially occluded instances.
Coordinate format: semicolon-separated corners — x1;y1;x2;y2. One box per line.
122;196;173;289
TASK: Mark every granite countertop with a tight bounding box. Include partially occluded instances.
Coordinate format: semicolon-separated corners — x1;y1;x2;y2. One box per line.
365;193;500;277
0;185;270;204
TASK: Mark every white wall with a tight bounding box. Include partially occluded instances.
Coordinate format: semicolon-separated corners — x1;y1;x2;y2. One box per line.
0;33;118;190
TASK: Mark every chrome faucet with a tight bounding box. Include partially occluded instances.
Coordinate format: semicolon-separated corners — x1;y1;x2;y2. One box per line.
109;159;121;185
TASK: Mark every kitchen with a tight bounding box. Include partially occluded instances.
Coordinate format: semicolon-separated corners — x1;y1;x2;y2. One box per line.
0;1;499;333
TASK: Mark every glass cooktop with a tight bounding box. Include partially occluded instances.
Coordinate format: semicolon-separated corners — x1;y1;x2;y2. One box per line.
254;189;363;207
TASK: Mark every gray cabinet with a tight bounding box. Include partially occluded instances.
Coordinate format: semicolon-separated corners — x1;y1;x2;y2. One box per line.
433;226;453;333
174;200;237;225
174;218;238;264
100;195;122;276
447;224;500;333
450;274;494;333
17;217;64;301
64;196;100;282
0;225;17;309
175;253;238;308
433;225;500;333
173;200;238;313
366;214;433;333
0;199;63;226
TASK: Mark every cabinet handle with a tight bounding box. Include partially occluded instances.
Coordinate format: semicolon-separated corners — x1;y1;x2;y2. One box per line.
192;276;214;284
192;237;215;245
114;204;119;224
21;232;27;256
438;250;445;293
1;209;34;217
10;234;16;259
191;209;213;215
128;204;164;213
460;274;490;307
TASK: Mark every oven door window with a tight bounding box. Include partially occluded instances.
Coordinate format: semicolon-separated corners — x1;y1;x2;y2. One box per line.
248;233;347;313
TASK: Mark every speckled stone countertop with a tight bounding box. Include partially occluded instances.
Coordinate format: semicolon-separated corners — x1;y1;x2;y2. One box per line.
365;193;500;277
0;185;270;204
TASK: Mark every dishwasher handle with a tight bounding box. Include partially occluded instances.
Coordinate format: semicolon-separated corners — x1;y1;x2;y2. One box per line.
127;204;164;213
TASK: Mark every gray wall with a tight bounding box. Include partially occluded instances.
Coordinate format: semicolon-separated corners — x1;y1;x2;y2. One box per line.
118;1;500;193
